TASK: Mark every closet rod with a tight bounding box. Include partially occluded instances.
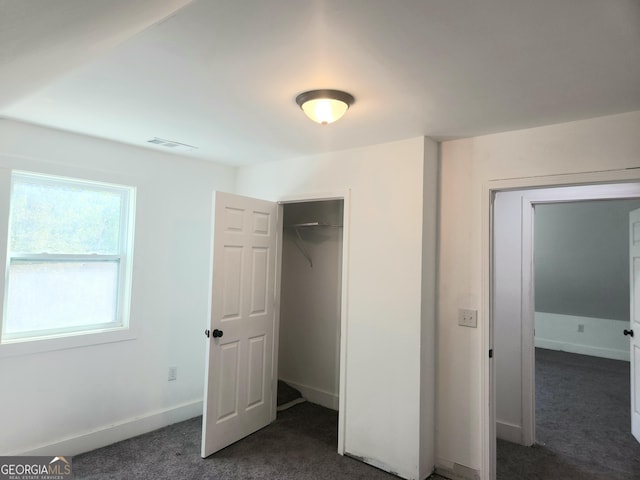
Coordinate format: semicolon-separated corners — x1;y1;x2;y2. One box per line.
285;222;343;228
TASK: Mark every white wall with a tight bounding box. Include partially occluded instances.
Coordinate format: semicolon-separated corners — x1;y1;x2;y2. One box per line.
534;199;640;361
535;200;640;321
438;110;640;478
279;200;343;409
492;190;524;444
0;119;235;455
236;137;438;480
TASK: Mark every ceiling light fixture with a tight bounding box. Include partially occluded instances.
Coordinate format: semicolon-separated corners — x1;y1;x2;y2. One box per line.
295;89;355;125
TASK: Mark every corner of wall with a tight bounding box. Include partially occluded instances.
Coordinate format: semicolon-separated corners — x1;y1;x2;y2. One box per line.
419;136;440;478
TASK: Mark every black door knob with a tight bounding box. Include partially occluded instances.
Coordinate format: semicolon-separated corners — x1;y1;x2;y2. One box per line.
624;329;634;337
212;329;224;338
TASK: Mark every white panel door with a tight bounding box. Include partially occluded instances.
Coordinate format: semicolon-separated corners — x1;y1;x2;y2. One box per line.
201;191;279;457
629;208;640;443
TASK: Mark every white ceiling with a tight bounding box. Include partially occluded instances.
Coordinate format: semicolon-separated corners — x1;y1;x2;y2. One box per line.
2;0;639;166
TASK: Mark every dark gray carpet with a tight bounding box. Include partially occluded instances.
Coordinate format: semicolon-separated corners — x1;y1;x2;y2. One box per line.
74;402;444;479
497;348;640;479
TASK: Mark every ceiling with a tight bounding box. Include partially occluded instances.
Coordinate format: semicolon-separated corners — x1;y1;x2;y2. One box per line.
2;0;639;166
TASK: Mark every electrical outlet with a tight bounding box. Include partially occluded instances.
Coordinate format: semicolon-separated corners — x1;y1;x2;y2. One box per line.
578;324;585;333
168;366;177;382
458;308;477;328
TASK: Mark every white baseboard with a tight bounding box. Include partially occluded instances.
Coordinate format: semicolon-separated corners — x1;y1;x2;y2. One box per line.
435;457;481;480
535;338;629;362
280;379;339;411
496;420;522;444
9;400;203;457
534;312;630;361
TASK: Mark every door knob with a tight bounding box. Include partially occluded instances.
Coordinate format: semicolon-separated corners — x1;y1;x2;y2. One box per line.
205;329;224;338
624;329;634;337
212;329;224;338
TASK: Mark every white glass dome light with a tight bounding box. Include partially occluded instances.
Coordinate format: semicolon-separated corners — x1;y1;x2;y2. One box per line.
295;90;355;125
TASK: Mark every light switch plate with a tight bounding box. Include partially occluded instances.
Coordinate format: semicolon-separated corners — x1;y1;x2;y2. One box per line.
458;308;477;328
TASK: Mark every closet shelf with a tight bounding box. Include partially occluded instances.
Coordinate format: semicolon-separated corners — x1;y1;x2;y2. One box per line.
285;222;342;267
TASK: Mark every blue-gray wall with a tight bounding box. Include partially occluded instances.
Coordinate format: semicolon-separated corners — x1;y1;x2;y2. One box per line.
535;199;640;321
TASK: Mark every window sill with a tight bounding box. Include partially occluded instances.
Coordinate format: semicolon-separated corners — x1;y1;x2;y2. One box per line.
0;327;136;358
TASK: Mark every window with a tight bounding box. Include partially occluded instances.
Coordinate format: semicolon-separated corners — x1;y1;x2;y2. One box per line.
1;172;135;344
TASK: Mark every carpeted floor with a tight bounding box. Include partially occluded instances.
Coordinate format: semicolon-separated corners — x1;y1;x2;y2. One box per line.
276;380;307;411
497;348;640;479
68;349;640;479
74;402;395;479
73;397;446;479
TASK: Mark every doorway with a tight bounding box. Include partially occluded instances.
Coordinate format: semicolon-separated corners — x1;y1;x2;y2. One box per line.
277;199;344;424
201;192;349;459
532;200;638;471
490;181;640;479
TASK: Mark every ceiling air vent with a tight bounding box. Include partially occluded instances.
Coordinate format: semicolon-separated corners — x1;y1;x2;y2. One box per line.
147;137;198;152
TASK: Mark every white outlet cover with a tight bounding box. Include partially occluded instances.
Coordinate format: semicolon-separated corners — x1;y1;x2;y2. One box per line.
458;308;478;328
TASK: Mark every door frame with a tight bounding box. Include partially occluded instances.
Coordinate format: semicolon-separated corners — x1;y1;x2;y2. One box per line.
482;169;640;480
276;189;351;455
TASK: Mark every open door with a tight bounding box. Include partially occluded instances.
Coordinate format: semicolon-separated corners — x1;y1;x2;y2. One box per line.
629;208;640;443
201;191;279;457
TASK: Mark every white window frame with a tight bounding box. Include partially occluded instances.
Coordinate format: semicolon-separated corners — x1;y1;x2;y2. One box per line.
0;171;136;356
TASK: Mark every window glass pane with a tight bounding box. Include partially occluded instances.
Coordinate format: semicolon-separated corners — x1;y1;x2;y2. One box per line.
5;260;119;336
9;178;123;254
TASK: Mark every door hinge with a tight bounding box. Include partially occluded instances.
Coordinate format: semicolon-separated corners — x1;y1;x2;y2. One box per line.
489;349;493;358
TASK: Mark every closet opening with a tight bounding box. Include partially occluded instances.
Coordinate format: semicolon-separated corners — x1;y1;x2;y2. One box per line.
276;199;344;447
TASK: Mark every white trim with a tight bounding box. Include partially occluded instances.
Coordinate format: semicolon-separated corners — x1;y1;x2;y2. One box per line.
5;400;203;457
338;190;351;456
535;338;630;361
0;168;10;353
0;327;137;358
484;169;640;480
481;183;494;480
271;204;283;423
520;196;535;446
1;171;136;350
277;191;348;203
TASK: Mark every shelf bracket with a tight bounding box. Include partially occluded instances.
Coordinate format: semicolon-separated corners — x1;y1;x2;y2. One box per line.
293;227;313;267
